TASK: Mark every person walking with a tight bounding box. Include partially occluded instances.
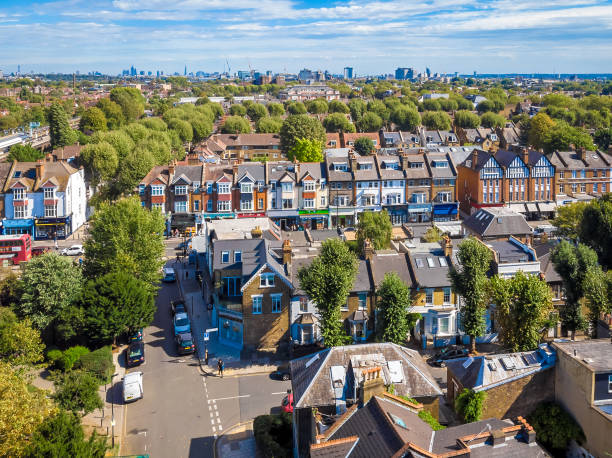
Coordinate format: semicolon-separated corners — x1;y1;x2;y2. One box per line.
204;349;209;366
217;359;224;377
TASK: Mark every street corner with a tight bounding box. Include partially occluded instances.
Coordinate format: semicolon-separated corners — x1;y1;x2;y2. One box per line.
214;421;255;458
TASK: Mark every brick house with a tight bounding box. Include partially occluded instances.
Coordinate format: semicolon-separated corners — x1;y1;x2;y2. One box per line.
455;127;499;152
376;155;407;225
202;133;284;162
326;153;356;227
211;238;293;351
202;163;234;217
425;151;459;221
296;162;328;229
462;207;533;244
267;161;298;229
401;153;432;223
446;343;557;420
341;132;381;150
233;162;267;218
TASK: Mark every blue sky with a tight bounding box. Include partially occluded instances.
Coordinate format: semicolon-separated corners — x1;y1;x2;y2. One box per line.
1;0;611;75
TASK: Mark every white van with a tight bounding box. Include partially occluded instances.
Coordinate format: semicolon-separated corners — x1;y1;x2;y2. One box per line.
123;372;143;403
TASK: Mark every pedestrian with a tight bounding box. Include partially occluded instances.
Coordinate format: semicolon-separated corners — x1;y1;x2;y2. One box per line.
205;349;209;365
217;359;224;377
176;254;180;264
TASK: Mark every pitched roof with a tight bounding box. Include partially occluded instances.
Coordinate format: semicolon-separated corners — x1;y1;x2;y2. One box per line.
237;162;265;182
172;165;203;184
213;133;280;147
408;251;452;288
375;155;405;179
267;161;296;181
4;160;79;192
297;161;326;182
462;207;533;238
310;436;359;458
535;243;562;283
351;259;373;293
370;253;413;289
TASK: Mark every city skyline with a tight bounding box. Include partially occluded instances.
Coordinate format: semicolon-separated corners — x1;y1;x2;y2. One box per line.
1;0;612;75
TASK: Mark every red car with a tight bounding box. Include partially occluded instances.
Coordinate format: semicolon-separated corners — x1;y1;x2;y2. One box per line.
32;246;52;257
281;393;294;413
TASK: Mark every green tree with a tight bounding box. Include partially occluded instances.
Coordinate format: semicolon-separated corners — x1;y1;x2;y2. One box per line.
489;271;552;352
376;272;411;344
267;102;285;117
479;112;506;128
357;210;392;251
449;238;492;352
190;117;213;142
229;104;247;116
0;361;54;457
80;142;119;184
542;121;595;154
167;118;194;143
423;226;443;243
298;239;357;347
280;114;326;153
247;103;269;122
115;148;156;194
287;138;324;163
26;410;108;458
551;241;598;338
552;201;587;239
20;253;83;332
48;103;77;148
306;99;328;114
328;100;350;114
366;100;390;122
348;98;367;122
356;112;383;132
353;137;375;155
0;308;44;368
7;144;44;162
96;98;124;129
139;117;167;131
476;99;496;113
287;102;307;115
53;370;103;416
593;126;612;150
527;402;585;456
528;112;555;150
79;107;107;133
323;113;355;133
110;87;144;122
390;106;420;131
256;116;283;134
84;197;165;288
455;389;487;423
421;111;451;130
422;99;441;111
91;130;134;160
221;116;251;134
82;271;155;344
579;195;612;269
582;267;612;337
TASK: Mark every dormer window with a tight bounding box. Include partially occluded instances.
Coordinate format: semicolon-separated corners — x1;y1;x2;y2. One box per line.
43;188;55;199
334;163;348;171
434;161;449;168
358;163;372;170
383;161;399;170
410;162;424;169
13;189;25;201
175;185;187;195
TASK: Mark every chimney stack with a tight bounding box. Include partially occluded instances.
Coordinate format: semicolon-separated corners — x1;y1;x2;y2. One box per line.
232;163;239;182
472;150;478;170
282;239;292;265
363;238;374;262
349;152;357;172
522;147;529;166
45;153;53;162
400;153;408;171
578;146;586;161
442;235;452;257
361;367;385;405
35;160;44;184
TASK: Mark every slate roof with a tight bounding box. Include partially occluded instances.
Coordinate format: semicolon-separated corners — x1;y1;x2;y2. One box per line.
351;259;373;293
552;339;612;372
535;243;562;283
499;126;521;145
213;133;280;147
462;207;533;238
549;149;611;170
5;160;79;192
0;162;14;191
204;164;233;183
370;253;413;289
352;156;379;181
376;155;405;180
172;165;203;185
425;152;456;179
325;156;353;182
487;240;535;263
407;251;452;288
430;419;512;454
267;161;296;182
310;437;358;458
403;154;430;180
236;162;265;183
290;343;442;409
297;162;326;182
52;143;83;160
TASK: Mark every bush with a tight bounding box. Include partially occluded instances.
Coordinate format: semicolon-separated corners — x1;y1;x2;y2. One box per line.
46;349;64;369
418;409;445;431
455;388;487;423
253;413;292;458
47;346;90;371
527;401;585;457
77;346;113;383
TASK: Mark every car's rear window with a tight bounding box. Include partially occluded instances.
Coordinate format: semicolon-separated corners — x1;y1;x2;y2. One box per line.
176;318;189;327
129;347;142;357
181;338;193;346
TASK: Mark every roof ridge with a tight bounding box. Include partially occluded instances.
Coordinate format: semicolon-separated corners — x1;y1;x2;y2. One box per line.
294;348;333;408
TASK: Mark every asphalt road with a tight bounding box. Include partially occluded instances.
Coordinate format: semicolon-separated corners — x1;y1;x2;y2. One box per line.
123;254;292;458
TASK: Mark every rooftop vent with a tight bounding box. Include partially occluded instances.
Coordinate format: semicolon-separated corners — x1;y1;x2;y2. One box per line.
500;356;516;370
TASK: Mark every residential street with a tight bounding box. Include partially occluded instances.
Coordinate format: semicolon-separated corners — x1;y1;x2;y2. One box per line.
123;243;290;458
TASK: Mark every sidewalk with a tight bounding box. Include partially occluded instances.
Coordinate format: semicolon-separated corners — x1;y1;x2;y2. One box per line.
215;421;260;458
174;260;283;376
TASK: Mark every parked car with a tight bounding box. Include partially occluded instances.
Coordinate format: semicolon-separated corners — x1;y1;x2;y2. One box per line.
123;371;143;403
129;329;143;343
175;332;195;355
175;239;191;251
171;299;186;316
272;364;291;381
173;312;191;335
281;392;294;413
126;341;145;367
162;267;176;282
32;246;52;257
61;245;84;256
427;346;469;367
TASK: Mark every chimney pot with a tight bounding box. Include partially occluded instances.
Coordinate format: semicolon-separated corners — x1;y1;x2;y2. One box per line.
282;239;292;265
491;429;505;447
363;238;374;262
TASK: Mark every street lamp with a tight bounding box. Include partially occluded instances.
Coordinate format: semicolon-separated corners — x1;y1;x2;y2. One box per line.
110;372;118;448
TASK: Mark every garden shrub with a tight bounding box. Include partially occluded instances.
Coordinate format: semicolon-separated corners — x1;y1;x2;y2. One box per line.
527;401;585;457
61;346;90;371
46;349;64;369
455;389;487;423
253;413;292;458
77;346;113;383
418;409;445;431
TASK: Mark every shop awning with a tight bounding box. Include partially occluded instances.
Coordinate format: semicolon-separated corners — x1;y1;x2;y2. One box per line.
526;203;538;212
507;203;527;213
433;204;458;216
3;219;33;228
537;202;556;213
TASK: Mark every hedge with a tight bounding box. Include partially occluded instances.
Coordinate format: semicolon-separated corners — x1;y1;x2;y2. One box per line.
253;413;292;458
76;346;114;384
527;401;585;457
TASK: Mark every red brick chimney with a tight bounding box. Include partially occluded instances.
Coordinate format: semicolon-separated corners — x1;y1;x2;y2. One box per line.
363;238;374;262
522;147;529;166
472;150;478;170
282;239;292;265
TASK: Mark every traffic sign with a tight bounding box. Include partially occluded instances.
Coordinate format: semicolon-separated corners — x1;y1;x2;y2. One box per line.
205;328;218;333
203;332;209;341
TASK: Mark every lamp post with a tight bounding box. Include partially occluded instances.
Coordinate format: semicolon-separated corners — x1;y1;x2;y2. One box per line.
110;372;118;448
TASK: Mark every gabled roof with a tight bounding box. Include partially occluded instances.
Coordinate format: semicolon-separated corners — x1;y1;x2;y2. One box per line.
462;207;533;238
5;161;79;192
297;162;325;182
237;162;265;182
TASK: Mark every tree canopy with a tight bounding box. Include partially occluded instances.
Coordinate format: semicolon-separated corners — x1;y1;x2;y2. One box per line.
390;106;420;131
356;112;383;132
323;113;356;133
53;370;103;416
7;144;45;162
79;107;107;133
80;142;119;184
256;116;283;134
279;114;326;153
48;102;77;148
110;87;144;122
287;138;324;163
421;111;451;130
353;137;375;155
221;115;251;134
376;272;412;344
356;210;392;251
0;308;44;368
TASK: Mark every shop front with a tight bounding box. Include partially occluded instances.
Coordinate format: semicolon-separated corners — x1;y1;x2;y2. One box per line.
170;213;196;236
432;203;459;222
237;211;266;219
268;210;300;230
200;212;236;221
298;209;329;230
329;207;356;228
407;203;432;223
383;205;408;225
2;218;34;236
34;216;72;240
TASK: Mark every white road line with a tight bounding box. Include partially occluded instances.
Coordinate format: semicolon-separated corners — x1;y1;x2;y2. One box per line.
217;418;221;424
210;419;215;426
271;391;287;395
210;412;214;418
212;426;216;433
218;425;223;431
213;404;217;410
210;395;250;402
215;411;219;417
214;433;218;438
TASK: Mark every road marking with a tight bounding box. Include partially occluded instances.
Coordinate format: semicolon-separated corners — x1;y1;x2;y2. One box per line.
212;426;216;433
218;425;222;431
271;391;287;395
211;419;215;425
214;433;218;438
213;404;217;410
210;395;250;402
217;418;221;424
210;412;214;418
215;411;219;417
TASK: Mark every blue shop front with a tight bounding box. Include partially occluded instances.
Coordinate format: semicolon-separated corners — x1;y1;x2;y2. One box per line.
2;218;34;236
432;203;459;222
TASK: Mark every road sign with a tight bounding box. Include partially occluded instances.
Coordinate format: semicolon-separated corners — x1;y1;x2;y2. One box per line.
205;328;218;333
203;332;209;341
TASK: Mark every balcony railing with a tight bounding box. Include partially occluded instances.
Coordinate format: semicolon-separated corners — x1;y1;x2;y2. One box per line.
213;293;242;317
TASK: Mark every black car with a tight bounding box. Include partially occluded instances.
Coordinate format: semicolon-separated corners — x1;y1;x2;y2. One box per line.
272;364;291;381
129;328;143;343
428;346;469;367
171;299;186;316
175;332;195;355
127;341;145;367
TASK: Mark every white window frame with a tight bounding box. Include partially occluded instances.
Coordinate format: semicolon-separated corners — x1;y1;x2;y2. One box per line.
260;273;275;288
240;200;253;211
608;375;612;393
241;183;253;193
438;316;450;334
281;182;293;192
425;288;434;305
282;199;293;209
44;204;56;218
218;182;230;194
43;187;55;199
175;185;187;195
252;295;263;314
139;184;145;195
206;200;212;211
320;195;326;206
303;198;315;209
271;294;282;313
443;287;451;304
13;188;24;200
174;201;188;213
299;297;308;313
221;251;230;263
217;201;231;212
234;251;242;263
14;206;25;218
151;185;164;196
303;181;315;192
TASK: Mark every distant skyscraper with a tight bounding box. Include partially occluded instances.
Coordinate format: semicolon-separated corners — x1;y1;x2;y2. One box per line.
395;67;414;80
130;66;136;76
298;68;314;81
156;70;160;77
184;65;187;76
343;67;354;79
17;64;20;74
426;67;431;77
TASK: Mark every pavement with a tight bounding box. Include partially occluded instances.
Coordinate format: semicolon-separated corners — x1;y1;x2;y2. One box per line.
215;421;259;458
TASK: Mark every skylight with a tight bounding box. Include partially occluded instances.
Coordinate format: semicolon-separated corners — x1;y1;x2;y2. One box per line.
427;258;435;268
415;258;424;268
388;413;407;429
439;257;448;267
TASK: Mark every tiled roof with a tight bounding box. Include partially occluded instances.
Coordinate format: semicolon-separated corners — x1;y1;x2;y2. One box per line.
408;251;453;288
462;207;532;238
370;253;412;288
237;162;265;182
213;133;280;147
4;161;79;192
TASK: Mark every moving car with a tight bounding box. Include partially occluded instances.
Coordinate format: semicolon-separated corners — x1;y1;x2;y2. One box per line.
427;346;469;367
171;299;186;316
123;371;143;403
281;392;294;413
173;312;191;335
162;267;176;282
32;246;52;257
129;328;143;342
272;364;291;381
126;341;145;367
175;332;195;355
61;244;84;256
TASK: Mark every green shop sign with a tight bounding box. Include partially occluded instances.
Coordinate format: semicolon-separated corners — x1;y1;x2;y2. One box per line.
299;209;329;215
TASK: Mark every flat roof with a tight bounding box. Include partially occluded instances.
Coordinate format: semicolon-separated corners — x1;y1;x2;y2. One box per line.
553;339;612;372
